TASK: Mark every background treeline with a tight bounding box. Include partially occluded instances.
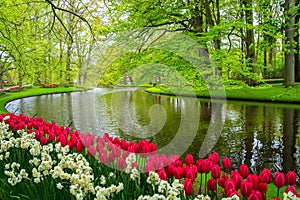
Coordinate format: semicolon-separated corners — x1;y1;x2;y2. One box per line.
0;0;299;88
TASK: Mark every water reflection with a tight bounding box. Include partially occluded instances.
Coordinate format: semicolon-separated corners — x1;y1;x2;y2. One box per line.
5;88;300;174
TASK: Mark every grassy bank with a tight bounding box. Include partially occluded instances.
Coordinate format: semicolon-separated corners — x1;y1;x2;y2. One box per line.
0;86;89;113
146;84;300;104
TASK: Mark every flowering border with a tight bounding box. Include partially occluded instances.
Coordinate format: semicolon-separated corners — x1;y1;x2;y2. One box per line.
0;113;299;200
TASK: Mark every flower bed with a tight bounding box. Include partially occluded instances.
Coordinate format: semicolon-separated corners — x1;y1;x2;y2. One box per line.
40;83;59;88
0;113;299;200
7;86;22;92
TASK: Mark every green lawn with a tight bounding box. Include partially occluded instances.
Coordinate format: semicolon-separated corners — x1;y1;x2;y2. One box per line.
0;86;89;113
146;84;300;104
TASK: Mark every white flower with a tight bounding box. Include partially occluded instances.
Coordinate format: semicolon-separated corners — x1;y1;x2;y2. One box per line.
57;183;64;189
100;175;106;185
3;116;10;121
130;168;140;181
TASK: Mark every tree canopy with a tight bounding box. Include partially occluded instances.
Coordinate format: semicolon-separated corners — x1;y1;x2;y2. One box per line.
0;0;299;88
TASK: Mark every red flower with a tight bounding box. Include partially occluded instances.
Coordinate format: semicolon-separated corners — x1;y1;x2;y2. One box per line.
196;159;205;173
117;157;126;169
240;180;253;197
212;164;221;179
108;152;116;163
286;171;297;185
166;164;175;178
157;169;167;180
230;170;242;189
274;172;285;188
99;152;107;164
183;178;193;196
174;167;183;179
40;136;48;146
222;157;232;171
218;173;228;188
208;152;219;164
239;164;249;179
257;182;268;194
248;190;262;200
285;185;297;196
185;154;194;166
204;159;213;174
224;179;236;194
88;145;96;156
76;141;84;153
207;178;217;191
187;168;197;182
247;174;259;190
259;169;272;184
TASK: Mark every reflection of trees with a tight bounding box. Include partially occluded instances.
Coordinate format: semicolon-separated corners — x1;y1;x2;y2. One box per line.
243;105;258;172
282;108;298;174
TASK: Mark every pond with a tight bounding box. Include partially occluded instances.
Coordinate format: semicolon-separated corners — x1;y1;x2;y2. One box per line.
5;88;300;175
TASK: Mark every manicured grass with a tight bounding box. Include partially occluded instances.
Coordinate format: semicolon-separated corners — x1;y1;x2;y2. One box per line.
0;86;89;113
146;84;300;104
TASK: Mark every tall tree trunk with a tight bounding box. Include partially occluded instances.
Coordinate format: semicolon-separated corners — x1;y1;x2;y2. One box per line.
294;0;300;81
66;41;72;83
284;0;295;87
264;48;267;77
242;0;257;86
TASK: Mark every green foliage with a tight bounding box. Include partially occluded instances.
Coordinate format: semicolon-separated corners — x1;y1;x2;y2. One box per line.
98;49;204;87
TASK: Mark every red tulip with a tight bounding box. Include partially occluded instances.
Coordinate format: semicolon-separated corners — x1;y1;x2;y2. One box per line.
240;180;253;197
182;165;190;177
186;168;196;182
174;167;183;179
185;154;194;166
183;178;193;196
257;182;268;194
88;145;96;156
218;173;228;188
259;169;272;184
207;178;217;191
157;169;167;180
117;157;126;169
274;172;285;188
99;152;107;164
108;152;116;163
286;171;297;185
222;157;232;171
40;136;48;146
76;141;84;153
285;185;297;196
224;179;236;194
239;164;249;179
204;159;213;174
248;190;262;200
166;164;175;178
230;170;242;189
247;174;259;190
212;164;221;179
196;159;205;173
208;152;219;164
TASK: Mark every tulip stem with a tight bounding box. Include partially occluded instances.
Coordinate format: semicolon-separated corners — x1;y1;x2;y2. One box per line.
216;179;218;200
199;173;203;194
277;187;280;198
205;173;207;194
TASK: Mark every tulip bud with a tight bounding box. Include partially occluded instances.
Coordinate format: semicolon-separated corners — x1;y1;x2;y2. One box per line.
274;172;285;188
239;164;249;179
286;171;297;185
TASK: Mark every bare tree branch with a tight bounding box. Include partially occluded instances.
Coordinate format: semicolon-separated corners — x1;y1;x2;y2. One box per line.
45;0;95;42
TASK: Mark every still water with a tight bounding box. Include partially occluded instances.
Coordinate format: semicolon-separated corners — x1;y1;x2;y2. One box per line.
5;88;300;175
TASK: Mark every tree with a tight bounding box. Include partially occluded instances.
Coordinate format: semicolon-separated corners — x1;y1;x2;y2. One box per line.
284;0;295;87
